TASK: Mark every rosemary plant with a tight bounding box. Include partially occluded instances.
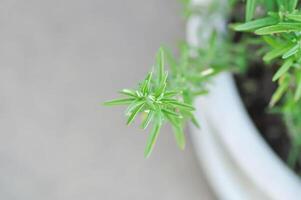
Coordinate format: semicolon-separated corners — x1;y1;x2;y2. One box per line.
106;0;301;169
105;38;247;157
104;48;196;157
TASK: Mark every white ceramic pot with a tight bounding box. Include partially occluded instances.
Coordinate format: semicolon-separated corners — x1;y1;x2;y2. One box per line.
187;0;301;199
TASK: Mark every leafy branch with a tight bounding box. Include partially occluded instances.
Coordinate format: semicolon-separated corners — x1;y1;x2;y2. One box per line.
105;22;250;157
104;48;196;158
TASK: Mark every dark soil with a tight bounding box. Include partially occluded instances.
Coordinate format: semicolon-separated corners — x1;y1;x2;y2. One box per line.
234;64;301;173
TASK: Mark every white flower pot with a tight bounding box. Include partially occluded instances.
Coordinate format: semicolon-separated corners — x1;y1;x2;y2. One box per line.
187;0;301;199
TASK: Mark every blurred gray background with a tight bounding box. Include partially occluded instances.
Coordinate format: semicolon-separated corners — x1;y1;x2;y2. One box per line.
0;0;215;199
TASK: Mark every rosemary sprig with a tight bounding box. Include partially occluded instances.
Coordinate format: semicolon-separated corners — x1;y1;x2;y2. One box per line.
104;48;196;158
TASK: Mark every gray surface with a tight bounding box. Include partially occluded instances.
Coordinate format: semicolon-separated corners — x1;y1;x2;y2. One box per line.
0;0;215;199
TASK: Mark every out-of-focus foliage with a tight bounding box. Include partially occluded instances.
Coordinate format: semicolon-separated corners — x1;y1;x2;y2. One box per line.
235;0;301;168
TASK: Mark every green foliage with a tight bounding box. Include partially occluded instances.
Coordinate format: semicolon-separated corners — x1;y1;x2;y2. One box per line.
236;0;301;170
235;0;301;106
105;48;196;157
246;0;256;21
105;30;250;157
234;17;278;31
106;0;301;168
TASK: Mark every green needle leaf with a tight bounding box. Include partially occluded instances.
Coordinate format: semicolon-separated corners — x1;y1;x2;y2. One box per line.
125;100;143;116
273;59;293;81
127;102;145;125
282;44;299;59
164;47;178;73
141;111;154;129
163;100;195;111
157;47;165;84
163;112;185;149
104;98;135;106
141;72;153;95
119;89;137;97
270;76;290;106
288;0;298;11
295;71;301;101
155;72;168;97
144;120;162;158
164;90;181;98
286;14;301;22
255;23;301;35
234;17;278;31
263;36;281;48
246;0;257;21
162;108;183;118
263;44;294;62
